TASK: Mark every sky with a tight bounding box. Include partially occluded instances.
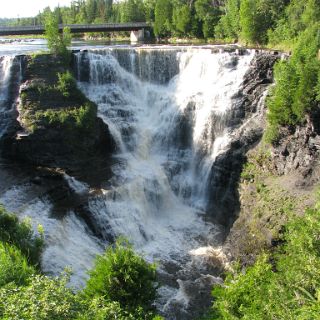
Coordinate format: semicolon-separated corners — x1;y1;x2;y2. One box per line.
0;0;73;18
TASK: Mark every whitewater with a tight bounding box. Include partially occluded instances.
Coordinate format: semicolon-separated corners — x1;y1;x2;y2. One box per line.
0;46;269;318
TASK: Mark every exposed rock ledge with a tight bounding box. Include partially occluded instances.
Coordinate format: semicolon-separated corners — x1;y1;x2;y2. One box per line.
2;54;115;185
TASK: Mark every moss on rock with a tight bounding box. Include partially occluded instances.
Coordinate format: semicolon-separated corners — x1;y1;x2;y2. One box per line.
8;53;115;183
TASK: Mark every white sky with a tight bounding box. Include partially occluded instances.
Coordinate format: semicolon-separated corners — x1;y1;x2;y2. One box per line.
0;0;73;18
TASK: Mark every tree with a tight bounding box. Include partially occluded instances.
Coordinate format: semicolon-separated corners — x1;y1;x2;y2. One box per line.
120;0;145;23
194;0;222;38
86;0;97;23
154;0;172;37
215;0;240;40
144;0;156;23
84;238;157;312
239;0;261;44
44;12;71;62
172;4;192;35
266;23;320;143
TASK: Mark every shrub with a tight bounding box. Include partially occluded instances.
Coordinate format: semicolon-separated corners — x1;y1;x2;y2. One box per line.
0;206;43;266
0;274;83;320
0;242;35;287
44;12;71;63
84;238;157;312
79;298;163;320
212;202;320;319
35;102;96;132
56;71;78;98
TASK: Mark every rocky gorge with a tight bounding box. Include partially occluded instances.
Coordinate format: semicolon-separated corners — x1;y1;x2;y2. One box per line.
0;46;318;319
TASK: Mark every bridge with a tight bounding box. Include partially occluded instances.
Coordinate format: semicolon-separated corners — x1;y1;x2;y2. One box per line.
0;23;151;41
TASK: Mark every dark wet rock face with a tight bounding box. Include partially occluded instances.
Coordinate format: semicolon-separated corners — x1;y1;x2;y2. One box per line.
2;54;115;186
271;109;320;187
206;52;279;227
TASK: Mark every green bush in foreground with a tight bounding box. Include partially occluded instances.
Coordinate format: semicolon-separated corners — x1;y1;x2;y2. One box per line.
212;203;320;319
0;204;160;320
0;274;83;320
0;242;35;287
0;206;43;266
84;238;158;312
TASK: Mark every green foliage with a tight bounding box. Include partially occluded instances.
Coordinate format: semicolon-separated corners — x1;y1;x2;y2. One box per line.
44;12;71;62
84;238;157;312
56;71;78;98
194;0;222;39
0;273;84;320
172;5;192;35
154;0;172;37
79;298;162;320
239;0;279;45
0;206;43;266
120;0;145;22
0;236;160;319
266;24;320;143
36;102;96;132
0;242;35;287
269;0;320;45
212;204;320;319
214;0;240;41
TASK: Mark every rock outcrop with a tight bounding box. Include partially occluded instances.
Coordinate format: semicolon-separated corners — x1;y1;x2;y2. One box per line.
3;54;115;185
207;52;279;227
271;108;320;187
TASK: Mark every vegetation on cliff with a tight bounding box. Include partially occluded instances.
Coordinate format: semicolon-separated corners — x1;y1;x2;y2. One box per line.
19;58;94;134
210;147;320;319
13;53;115;177
212;202;320;319
0;206;160;320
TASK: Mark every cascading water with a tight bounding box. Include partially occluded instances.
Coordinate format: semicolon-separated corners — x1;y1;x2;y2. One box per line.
0;56;14;137
74;47;263;317
0;47;275;319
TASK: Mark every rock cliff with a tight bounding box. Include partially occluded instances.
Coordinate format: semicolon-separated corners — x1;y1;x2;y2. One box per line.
3;54;115;185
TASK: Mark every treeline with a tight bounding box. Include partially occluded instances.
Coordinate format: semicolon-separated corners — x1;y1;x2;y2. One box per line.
2;0;319;46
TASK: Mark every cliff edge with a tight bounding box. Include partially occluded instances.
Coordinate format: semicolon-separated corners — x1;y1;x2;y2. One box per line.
3;54;115;185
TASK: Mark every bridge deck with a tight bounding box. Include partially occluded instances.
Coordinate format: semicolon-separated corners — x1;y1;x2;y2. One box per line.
0;23;151;36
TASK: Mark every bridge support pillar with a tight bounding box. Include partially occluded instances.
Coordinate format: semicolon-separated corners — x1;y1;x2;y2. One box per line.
130;29;145;42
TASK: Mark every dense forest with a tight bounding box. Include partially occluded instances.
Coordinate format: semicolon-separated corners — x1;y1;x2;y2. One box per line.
0;0;318;45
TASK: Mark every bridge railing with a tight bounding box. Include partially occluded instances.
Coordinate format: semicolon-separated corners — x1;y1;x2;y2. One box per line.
0;23;152;36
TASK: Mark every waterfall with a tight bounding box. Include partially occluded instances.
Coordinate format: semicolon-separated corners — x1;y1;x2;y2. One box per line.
74;47;267;317
0;47;276;319
0;56;14;138
0;55;23;139
76;48;255;216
